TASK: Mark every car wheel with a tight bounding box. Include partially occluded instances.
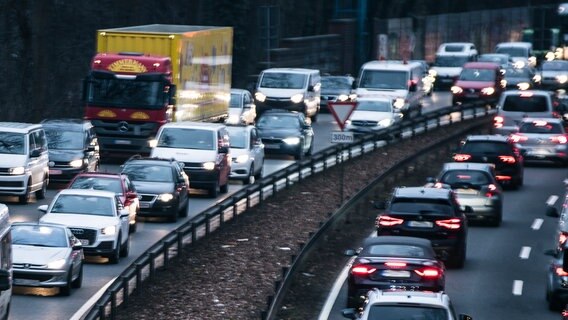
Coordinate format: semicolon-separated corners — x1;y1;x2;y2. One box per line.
18;180;31;204
60;268;73;296
72;263;83;288
178;198;189;218
548;294;563;311
254;162;264;180
448;243;466;269
294;142;305;160
243;164;254;185
129;221;137;233
209;182;219;198
35;177;47;200
169;207;178;222
346;291;359;309
120;234;129;257
108;235;121;264
220;181;229;193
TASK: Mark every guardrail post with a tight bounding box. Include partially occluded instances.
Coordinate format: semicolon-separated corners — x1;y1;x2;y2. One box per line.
122;276;129;306
272;175;278;195
205;212;211;235
298;163;303;183
246;188;251;210
191;222;197;245
149;251;156;280
135;262;143;295
98;303;106;320
163;241;170;270
177;229;184;253
110;290;117;318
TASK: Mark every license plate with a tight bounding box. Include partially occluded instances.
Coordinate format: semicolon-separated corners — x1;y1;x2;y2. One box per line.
14;278;40;286
115;139;132;145
465;93;478;98
139;202;151;208
408;221;433;228
80;239;89;246
49;169;62;175
264;144;280;149
382;270;411;278
456;188;478;195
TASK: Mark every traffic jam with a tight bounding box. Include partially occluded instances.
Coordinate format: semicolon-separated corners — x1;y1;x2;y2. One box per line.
1;18;568;320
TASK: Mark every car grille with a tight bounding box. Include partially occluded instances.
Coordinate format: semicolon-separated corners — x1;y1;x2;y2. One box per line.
95;241;114;250
351;120;378;127
261;138;284;144
0;168;11;175
69;228;97;244
183;162;203;170
0;181;24;187
12;271;52;282
139;194;157;202
13;263;47;269
51;161;76;169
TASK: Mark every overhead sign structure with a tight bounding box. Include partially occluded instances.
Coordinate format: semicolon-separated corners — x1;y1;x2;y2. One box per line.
327;101;357;131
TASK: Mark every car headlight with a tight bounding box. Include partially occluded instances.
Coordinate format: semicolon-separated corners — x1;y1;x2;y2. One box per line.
255;92;266;102
158;193;174;202
517;82;530;90
69;159;84;168
290;93;304;104
450;86;463;94
393;98;405;109
481;87;495;95
513;61;525;69
101;225;116;235
337;94;349;101
47;258;67;269
148;139;158;148
235;154;250;163
428;69;437;77
226;114;241;124
533;74;542;83
378;119;392;127
9;167;25;175
202;162;216;170
345;119;352;125
349;93;357;100
557;75;568;84
283;137;301;145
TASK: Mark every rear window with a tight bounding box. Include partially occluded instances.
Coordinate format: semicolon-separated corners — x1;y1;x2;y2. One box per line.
519;121;563;134
440;170;491;187
444;45;465;52
390;198;454;216
461;141;513;154
367;305;449;320
502;95;549;112
363;244;429;258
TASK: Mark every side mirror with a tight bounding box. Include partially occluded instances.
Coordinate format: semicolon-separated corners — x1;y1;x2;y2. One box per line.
409;82;417;92
426;177;436;184
126;191;138;200
352;81;358;90
546;205;560;218
0;269;11;292
344;249;357;256
461;205;474;214
308;85;314;92
168;84;177;105
373;200;387;210
219;145;229;154
341;308;358;320
86;145;96;152
30;149;41;158
38;204;48;213
72;243;83;251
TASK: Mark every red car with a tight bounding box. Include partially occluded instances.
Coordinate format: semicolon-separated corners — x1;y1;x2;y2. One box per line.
67;172;140;233
451;62;504;106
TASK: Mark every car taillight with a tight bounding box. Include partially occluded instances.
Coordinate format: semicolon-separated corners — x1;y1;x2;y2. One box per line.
496;175;512;181
415;267;441;279
485;184;498;197
377;215;404;227
494;116;504;128
351;264;376;275
435;218;461;230
434;182;443;188
385;261;407;268
550;135;568;144
509;134;528;143
498;155;516;163
556;266;568;277
560;232;568;247
453;154;471;161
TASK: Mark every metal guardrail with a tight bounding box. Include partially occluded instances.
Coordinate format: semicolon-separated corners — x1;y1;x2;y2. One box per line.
81;101;493;319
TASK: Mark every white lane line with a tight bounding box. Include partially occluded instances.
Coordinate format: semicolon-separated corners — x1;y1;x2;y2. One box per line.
512;280;523;296
519;246;531;259
318;257;354;320
546;195;559;206
531;218;544;230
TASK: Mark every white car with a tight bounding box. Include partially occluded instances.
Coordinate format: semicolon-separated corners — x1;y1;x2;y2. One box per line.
227;89;257;125
345;97;403;133
39;189;130;264
226;125;265;184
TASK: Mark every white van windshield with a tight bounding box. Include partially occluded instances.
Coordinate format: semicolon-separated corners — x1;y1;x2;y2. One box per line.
0;132;25;155
260;73;307;89
359;70;407;90
157;128;215;150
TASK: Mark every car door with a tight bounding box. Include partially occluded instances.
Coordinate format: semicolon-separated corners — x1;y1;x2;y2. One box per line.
250;127;264;174
173;164;188;210
243;91;256;124
115;196;130;243
67;228;83;275
299;114;314;152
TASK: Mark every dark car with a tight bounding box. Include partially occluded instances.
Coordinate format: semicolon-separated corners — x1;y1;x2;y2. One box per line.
375;187;470;268
502;66;538;90
68;172;140;233
546;248;568;310
426;162;503;226
452;135;524;189
256;110;314;160
41;119;100;183
320;75;354;112
120;156;189;222
545;190;568;252
478;53;512;69
345;236;445;308
451;62;504;106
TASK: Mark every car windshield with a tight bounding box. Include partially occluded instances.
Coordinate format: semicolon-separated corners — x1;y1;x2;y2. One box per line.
227;127;247;149
0;132;25;155
459;68;495;81
260;73;307;89
496;47;528;58
359;70;407;90
50;194;115;216
321;77;352;92
362;244;428;258
503;67;531;78
479;55;508;64
543;61;568;71
45;129;84;150
157;128;215;150
12;225;67;248
122;164;173;183
257;115;300;129
229;93;242;108
502;95;548;112
440;170;491;188
519;121;563;134
356;100;392;112
390;198;454;216
367;305;449;320
434;55;469;67
69;177;123;195
461;141;513;155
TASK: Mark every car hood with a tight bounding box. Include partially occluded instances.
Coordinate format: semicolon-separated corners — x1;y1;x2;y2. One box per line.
321;88;351;95
431;66;462;77
355;89;405;100
40;213;118;229
13;245;69;265
505;77;529;84
258;128;301;139
257;88;305;98
0;154;27;167
130;181;173;194
454;80;495;89
151;147;217;163
48;149;84;162
349;110;393;122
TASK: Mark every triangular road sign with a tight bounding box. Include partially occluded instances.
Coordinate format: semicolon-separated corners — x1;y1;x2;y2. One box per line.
328;101;357;131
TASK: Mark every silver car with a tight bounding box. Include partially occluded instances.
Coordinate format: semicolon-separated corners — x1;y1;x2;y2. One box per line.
226;125;265;184
12;222;84;296
509;117;568;166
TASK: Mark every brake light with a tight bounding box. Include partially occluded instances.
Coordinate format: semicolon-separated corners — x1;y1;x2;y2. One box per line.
377;215;404;227
560;232;568;247
509;134;528;143
498;155;516;163
556;266;568;277
415;267;441;279
550;135;568;144
385;262;407;268
485;184;498;197
435;218;461;229
453;154;471;161
495;175;512;181
434;182;443;188
351;264;377;275
494;116;504;128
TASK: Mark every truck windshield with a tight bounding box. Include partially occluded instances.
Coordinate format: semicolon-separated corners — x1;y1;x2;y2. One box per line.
86;78;163;109
359;70;407;90
433;56;469;68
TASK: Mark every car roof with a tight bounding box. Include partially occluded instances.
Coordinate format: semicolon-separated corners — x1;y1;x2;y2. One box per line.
11;221;69;229
393;187;452;199
496;41;532;48
261;68;319;74
0;122;42;133
465;134;509;143
366;289;450;306
230;88;250;95
160;121;226;130
361;60;423;71
357;97;393;103
362;235;433;248
442;162;494;172
41;119;92;130
72;172;123;179
520;117;564;124
463;62;500;69
124;156;179;166
501;89;553;97
57;188;116;198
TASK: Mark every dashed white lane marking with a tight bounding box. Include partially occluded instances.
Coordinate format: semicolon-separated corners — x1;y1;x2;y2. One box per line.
519;246;531;259
513;280;523;296
531;218;544;230
546;195;559;206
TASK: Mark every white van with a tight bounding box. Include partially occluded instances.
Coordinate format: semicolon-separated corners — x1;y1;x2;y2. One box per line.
254;68;321;122
0;205;11;320
0;122;49;204
354;60;424;117
430;42;478;89
495;42;535;68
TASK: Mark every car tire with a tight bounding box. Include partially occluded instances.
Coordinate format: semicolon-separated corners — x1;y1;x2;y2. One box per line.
220;181;229;193
178;199;189;218
129;221;137;233
120;234;130;257
18;181;31;204
294;142;305;160
60;269;73;296
254;162;264;180
36;177;47;200
209;182;219;198
448;243;466;269
72;264;83;288
548;294;563;311
108;235;121;264
243;164;254;185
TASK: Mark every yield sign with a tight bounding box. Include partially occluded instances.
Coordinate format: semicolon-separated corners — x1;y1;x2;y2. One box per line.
328;101;357;131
